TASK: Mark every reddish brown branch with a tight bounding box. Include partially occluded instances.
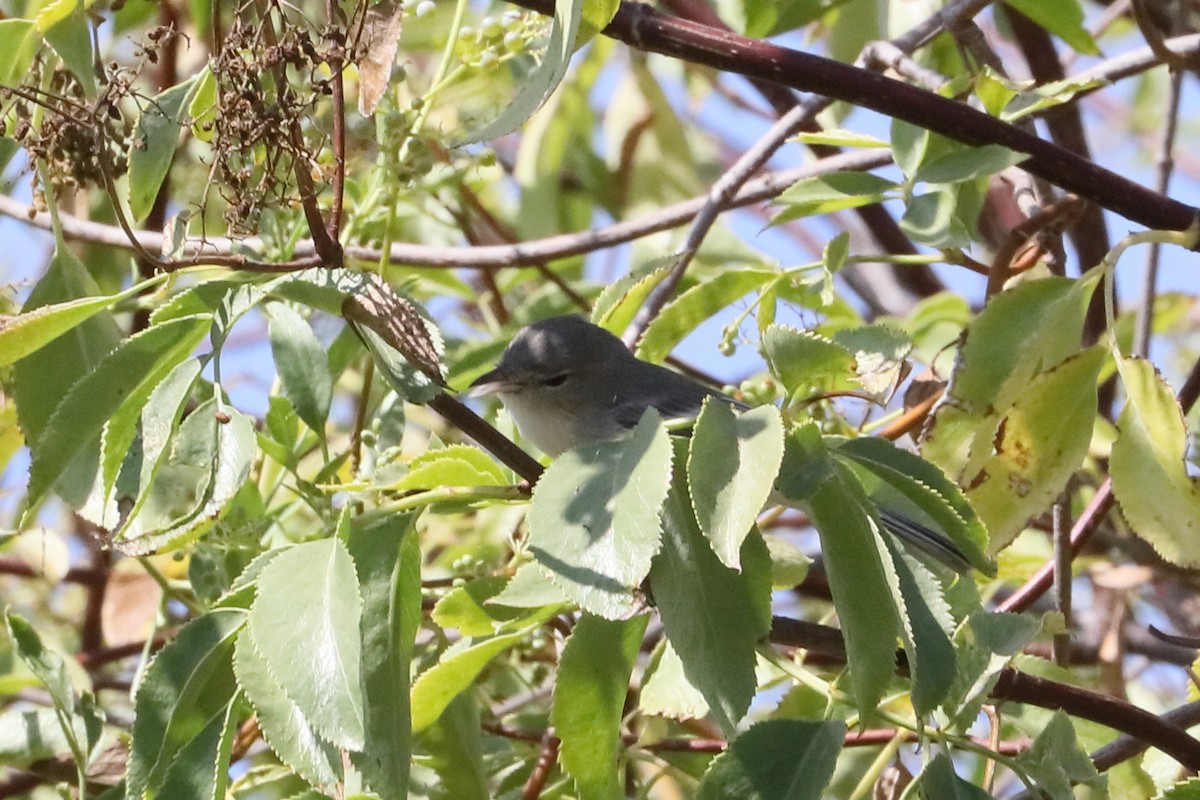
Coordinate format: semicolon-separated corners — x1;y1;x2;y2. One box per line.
505;0;1200;239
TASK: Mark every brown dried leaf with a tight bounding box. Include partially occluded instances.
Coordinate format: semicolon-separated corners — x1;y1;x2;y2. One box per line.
356;0;405;117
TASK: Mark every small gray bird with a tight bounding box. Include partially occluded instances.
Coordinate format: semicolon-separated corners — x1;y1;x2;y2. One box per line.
469;315;973;572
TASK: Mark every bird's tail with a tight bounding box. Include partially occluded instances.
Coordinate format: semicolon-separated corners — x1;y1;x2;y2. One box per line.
877;508;973;574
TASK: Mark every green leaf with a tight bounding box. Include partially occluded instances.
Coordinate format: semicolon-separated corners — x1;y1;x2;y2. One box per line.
762;324;856;394
0;278;164;367
1016;711;1104;797
831;324;912;396
688;402;784;569
0;20;39;86
833;437;992;575
432;576;559;637
1110;356;1200;567
964;346;1105;552
348;513;421;800
793;129;888;148
127;609;244;799
417;693;488;800
42;3;95;97
900;186;970;249
528;410;672;619
128;73;204;220
639;639;710;721
249;538;365;750
266;303;333;434
235;625;341;790
410;632;525;732
106;357;201;523
463;0;583;143
697;719;845;800
885;544;956;714
914;144;1028;185
154;697;239;800
636;270;777;364
770;171;897;225
5;612;76;720
553;614;648;800
117;400;257;554
13;246;121;448
489;562;570;608
1004;0;1098;55
923;272;1099;479
649;442;772;735
395;445;509;490
591;262;671;337
775;425;899;714
917;753;994;800
23;315;210;519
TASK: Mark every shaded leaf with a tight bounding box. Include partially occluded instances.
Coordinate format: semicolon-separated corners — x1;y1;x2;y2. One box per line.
410;632;525;732
128;74;204;220
771;171;897;224
697;719;845;800
636;270;777;364
528;410;672;619
553;614;648;800
688;402;784;569
266;303;333;434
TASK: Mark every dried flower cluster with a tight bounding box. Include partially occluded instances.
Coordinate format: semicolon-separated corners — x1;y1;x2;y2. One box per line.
208;14;337;233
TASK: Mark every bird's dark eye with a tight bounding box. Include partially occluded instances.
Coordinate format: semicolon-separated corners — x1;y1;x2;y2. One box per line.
543;372;570;388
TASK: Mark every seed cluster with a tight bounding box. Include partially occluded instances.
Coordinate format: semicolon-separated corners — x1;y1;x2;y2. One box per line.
207;15;337;233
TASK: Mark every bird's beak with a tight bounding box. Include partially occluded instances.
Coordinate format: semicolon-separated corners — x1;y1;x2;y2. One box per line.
466;367;515;398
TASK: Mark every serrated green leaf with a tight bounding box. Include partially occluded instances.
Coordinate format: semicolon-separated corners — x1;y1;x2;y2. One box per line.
432;575;559;637
775;424;899;714
0;277;164;367
24;315;210;519
266;303;333;434
964;346;1104;552
762;324;856;394
885;544;956;714
553;614;648;800
154;696;239;800
347;513;421;800
638;271;777;364
410;632;525;732
770;171;897;224
833;437;992;575
110;358;201;527
417;693;487;800
697;719;845;800
591;262;672;336
235;626;341;790
639;639;710;721
917;753;994;800
914;144;1028;185
831;324;912;396
489;562;570;608
249;539;365;750
923;272;1099;480
129;74;204;220
528;410;672;619
395;445;509;490
1016;711;1104;797
128;609;244;799
42;3;95;97
636;270;777;364
118;401;257;553
1110;356;1200;567
649;442;772;735
688;402;784;569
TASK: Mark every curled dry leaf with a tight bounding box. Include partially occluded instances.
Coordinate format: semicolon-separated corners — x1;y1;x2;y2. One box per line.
341;274;445;386
355;0;405;117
